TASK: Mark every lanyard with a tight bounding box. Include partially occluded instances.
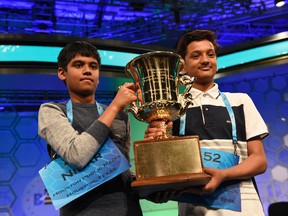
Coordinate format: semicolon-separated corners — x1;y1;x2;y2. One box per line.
66;99;103;123
179;91;238;155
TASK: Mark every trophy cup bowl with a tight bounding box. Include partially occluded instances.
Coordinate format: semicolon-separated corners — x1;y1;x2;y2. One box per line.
125;51;211;197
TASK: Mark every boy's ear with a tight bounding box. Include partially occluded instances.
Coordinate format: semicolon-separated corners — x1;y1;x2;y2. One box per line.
58;67;66;81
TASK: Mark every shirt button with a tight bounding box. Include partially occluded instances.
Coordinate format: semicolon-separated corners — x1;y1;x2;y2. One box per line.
203;94;207;97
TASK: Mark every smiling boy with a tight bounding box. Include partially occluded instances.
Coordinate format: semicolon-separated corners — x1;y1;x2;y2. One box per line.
145;30;268;216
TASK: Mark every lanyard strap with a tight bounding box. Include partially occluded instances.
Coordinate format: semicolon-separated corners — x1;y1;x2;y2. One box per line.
66;99;103;123
219;92;238;143
179;91;238;155
179;114;186;136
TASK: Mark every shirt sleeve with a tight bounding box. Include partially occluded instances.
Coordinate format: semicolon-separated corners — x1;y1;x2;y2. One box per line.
38;102;109;168
242;94;269;140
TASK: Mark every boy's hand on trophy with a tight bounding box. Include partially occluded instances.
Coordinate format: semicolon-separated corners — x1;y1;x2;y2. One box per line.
144;120;173;140
113;82;138;111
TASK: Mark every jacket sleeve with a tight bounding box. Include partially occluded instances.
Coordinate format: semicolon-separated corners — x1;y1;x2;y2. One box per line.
38;102;110;168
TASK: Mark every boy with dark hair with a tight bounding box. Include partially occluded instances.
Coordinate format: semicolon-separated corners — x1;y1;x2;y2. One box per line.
145;30;268;216
38;41;143;216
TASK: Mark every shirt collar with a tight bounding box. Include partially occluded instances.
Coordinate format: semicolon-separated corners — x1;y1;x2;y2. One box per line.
189;83;220;99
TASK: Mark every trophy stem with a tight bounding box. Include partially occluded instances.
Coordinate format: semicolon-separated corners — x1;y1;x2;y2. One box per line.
155;122;173;139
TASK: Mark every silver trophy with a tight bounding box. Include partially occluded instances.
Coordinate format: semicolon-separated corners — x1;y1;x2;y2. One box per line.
125;51;210;197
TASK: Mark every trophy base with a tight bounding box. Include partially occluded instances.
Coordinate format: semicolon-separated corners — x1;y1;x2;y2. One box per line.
132;135;211;197
132;172;211;198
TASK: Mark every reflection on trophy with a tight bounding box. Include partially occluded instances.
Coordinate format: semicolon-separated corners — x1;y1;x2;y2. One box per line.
125;51;211;197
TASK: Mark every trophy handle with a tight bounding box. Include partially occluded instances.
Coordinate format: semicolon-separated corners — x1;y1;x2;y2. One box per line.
178;75;195;116
179;75;194;89
126;102;144;122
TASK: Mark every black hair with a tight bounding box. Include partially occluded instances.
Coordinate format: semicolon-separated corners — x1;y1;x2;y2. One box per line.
57;41;101;71
176;30;220;59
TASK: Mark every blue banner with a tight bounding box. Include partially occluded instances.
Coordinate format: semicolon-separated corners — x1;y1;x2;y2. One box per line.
39;138;130;210
176;148;241;212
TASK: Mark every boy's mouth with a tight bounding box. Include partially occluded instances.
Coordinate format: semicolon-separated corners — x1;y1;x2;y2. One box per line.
81;78;94;82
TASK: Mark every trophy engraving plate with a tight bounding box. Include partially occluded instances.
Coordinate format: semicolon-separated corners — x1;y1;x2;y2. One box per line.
135;136;202;179
131;136;211;197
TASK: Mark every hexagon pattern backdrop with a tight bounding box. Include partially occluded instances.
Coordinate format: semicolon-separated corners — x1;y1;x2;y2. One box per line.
0;69;288;216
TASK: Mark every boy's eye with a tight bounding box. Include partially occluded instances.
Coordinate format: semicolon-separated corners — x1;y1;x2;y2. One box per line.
191;53;200;58
90;64;99;69
190;52;199;58
208;52;215;57
74;62;83;68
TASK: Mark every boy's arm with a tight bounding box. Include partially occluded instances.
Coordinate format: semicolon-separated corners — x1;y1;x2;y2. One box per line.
38;103;108;168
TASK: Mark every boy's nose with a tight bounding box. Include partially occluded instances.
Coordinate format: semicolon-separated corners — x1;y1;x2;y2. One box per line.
83;67;92;75
201;54;209;62
82;65;91;73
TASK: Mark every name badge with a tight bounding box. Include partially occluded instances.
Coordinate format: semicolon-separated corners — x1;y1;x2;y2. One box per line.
177;148;241;212
39;138;130;210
